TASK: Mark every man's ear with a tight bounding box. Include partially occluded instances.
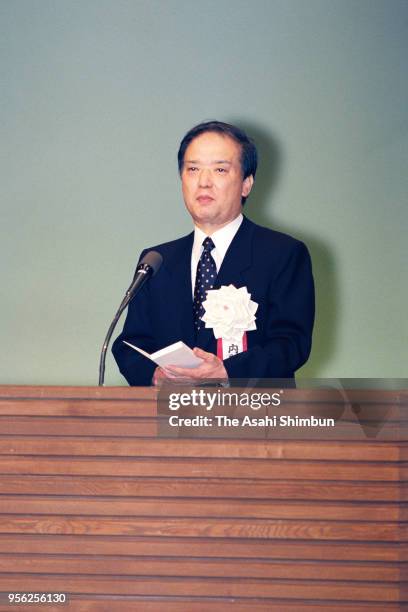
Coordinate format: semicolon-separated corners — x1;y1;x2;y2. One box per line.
242;175;254;198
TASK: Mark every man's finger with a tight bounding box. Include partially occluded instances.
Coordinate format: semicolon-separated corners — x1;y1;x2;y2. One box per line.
193;347;215;361
166;366;197;376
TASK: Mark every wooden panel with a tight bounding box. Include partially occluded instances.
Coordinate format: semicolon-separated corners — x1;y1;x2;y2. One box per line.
0;554;401;581
0;384;402;400
0;455;405;481
0;399;156;417
0;574;401;600
0;535;401;561
0;435;406;460
0;514;402;540
0;385;156;400
0;385;405;609
0;416;408;440
0;475;402;501
0;495;405;521
0;416;157;436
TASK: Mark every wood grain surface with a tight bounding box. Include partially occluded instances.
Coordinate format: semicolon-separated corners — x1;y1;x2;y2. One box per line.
0;385;406;611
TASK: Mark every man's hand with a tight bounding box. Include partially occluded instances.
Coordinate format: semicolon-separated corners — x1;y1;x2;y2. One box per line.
152;366;171;386
163;347;228;382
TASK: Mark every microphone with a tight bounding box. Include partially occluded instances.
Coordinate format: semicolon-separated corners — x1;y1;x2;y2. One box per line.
122;250;163;308
98;250;163;386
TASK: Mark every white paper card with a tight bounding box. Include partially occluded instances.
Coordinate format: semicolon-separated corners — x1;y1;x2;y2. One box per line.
123;340;203;368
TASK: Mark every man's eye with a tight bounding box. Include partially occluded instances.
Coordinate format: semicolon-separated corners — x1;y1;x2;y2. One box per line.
216;168;227;173
187;166;198;172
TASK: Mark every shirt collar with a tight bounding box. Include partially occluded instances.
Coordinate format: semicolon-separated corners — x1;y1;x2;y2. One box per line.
193;213;243;259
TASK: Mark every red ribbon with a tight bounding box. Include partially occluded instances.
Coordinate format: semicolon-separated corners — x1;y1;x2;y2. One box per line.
217;333;247;359
217;338;223;359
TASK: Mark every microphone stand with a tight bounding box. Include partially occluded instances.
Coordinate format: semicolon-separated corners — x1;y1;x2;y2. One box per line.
98;293;132;387
98;251;162;386
98;268;149;386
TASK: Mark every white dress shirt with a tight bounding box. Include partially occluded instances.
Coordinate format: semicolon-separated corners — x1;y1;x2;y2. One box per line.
191;214;243;296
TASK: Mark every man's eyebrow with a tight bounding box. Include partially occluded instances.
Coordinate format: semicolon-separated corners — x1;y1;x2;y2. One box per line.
184;159;232;164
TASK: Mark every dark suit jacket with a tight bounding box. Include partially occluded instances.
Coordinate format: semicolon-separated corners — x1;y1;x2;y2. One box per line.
112;216;315;385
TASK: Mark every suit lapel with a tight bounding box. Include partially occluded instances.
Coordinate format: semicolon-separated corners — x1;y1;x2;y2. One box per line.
215;216;253;286
195;216;255;351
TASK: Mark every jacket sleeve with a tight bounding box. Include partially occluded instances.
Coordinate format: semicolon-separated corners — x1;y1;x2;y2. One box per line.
223;241;315;379
111;255;157;386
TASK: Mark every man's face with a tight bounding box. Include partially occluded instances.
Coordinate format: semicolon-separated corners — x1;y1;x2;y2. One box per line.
181;132;253;233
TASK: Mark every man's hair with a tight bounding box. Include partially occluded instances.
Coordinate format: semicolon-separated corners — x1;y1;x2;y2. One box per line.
177;120;258;204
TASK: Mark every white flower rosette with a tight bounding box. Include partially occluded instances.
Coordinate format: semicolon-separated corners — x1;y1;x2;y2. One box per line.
201;284;258;358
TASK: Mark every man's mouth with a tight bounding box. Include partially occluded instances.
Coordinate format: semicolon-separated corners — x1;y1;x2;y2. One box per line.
197;195;214;203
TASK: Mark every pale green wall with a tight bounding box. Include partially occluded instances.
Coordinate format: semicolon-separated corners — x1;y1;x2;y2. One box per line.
1;0;407;385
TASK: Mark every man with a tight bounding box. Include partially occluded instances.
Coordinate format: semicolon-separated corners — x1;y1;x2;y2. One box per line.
112;121;314;386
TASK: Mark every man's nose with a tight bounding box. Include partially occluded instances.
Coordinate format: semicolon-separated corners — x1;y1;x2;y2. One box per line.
198;168;212;187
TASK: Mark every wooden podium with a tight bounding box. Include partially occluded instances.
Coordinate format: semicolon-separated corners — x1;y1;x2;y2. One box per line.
0;385;406;611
